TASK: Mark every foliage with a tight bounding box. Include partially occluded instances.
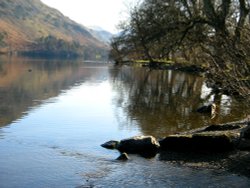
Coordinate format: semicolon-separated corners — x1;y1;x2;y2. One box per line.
19;35;80;58
110;0;250;101
20;35;108;60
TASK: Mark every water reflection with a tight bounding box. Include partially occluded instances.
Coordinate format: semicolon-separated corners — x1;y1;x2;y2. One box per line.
0;58;249;187
1;57;248;136
0;56;107;128
110;66;249;138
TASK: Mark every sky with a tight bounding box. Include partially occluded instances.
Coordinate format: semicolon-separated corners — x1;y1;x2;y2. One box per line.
41;0;139;33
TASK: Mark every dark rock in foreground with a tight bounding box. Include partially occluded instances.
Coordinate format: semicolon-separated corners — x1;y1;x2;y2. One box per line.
160;119;250;152
101;118;250;157
101;140;119;149
159;132;239;152
117;135;160;153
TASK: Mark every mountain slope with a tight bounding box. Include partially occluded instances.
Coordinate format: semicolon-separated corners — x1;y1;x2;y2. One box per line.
88;26;113;44
0;0;108;58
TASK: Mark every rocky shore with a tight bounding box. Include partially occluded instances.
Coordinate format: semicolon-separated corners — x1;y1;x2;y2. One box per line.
101;117;250;178
102;117;250;157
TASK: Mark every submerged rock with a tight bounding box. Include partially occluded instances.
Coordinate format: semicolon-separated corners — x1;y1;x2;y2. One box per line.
116;152;129;161
117;135;160;153
101;140;119;149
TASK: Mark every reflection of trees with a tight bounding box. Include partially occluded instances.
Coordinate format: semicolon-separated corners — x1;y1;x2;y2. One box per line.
110;67;249;138
0;57;105;127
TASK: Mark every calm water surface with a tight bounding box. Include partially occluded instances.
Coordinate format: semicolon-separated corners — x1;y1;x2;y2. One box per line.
0;57;249;188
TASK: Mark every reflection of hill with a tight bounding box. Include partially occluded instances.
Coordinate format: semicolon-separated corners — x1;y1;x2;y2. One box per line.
110;67;249;138
0;56;105;127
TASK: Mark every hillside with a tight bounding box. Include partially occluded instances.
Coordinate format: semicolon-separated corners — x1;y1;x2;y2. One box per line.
88;26;113;44
0;0;109;59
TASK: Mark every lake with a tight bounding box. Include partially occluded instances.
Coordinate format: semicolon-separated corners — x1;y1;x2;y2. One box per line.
0;56;249;188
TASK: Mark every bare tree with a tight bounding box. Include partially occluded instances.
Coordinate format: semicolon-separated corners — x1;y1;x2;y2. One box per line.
110;0;250;101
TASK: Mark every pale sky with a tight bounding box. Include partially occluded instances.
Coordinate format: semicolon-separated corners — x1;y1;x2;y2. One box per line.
41;0;139;33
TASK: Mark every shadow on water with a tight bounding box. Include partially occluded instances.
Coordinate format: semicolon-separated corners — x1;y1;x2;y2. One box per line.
109;66;250;138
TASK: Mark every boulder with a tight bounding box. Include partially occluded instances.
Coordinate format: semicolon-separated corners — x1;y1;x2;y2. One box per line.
116;152;129;161
117;135;160;153
159;134;193;151
192;131;240;151
101;140;119;149
160;131;240;152
101;118;250;155
159;120;249;152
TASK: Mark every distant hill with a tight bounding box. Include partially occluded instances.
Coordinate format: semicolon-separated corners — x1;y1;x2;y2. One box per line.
88;26;114;44
0;0;109;59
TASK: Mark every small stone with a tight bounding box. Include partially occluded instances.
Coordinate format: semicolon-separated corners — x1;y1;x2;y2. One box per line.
116;152;129;161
